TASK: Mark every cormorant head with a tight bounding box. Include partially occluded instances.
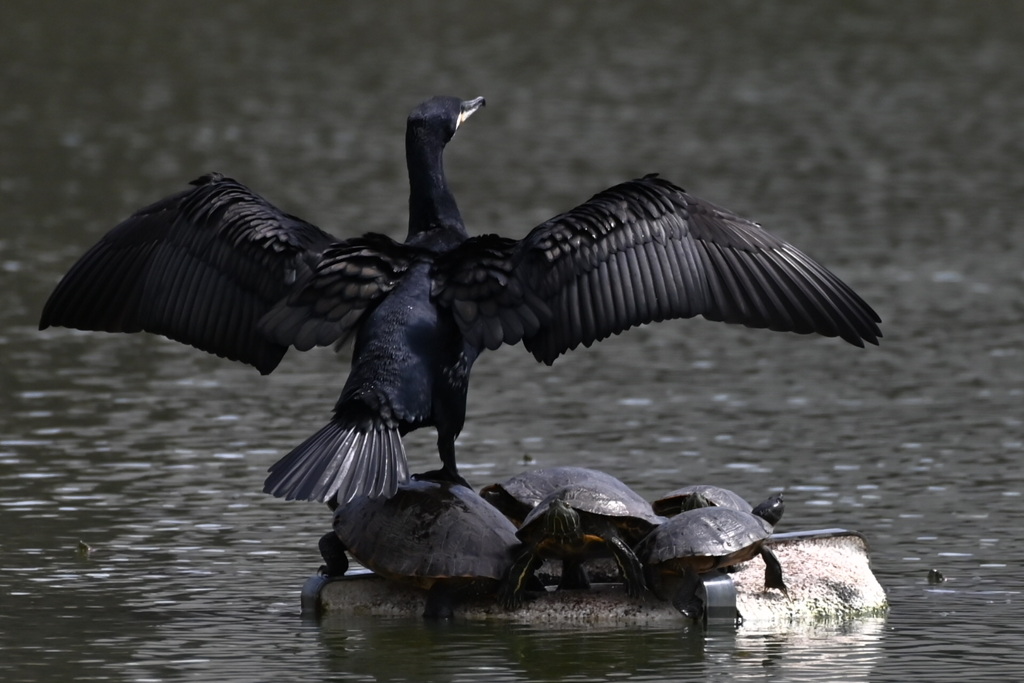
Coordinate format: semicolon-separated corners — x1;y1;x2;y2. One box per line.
404;96;485;241
407;96;486;146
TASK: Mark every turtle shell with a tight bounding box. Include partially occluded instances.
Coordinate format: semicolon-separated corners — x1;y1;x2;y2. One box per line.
481;466;632;525
637;506;772;572
332;480;519;586
519;475;662;545
652;484;752;517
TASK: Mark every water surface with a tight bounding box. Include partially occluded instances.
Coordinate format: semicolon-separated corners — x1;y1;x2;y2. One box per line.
2;2;1023;681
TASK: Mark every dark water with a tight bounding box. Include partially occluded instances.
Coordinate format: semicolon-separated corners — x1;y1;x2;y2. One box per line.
3;1;1023;681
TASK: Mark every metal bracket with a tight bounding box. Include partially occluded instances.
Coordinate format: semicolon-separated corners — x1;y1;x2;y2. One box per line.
300;574;331;616
699;570;739;624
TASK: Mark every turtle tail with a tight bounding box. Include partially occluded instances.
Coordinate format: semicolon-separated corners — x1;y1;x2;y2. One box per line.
263;415;408;504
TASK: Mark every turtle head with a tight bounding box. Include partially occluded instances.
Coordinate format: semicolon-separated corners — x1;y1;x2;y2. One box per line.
752;493;785;527
681;492;714;511
542;498;583;543
480;484;531;525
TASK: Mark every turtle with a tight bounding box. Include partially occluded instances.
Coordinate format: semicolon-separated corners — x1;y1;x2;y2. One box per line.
498;473;663;609
483;466;655;589
481;466;637;526
652;484;785;525
322;479;522;618
652;484;754;517
636;502;788;619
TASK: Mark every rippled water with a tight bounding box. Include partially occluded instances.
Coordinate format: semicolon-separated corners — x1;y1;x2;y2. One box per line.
3;2;1024;681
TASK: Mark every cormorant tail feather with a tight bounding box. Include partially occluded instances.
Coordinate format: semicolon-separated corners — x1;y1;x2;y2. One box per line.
263;417;408;504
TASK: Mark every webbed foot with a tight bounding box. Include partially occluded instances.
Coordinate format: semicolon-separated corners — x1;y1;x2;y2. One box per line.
412;468;473;490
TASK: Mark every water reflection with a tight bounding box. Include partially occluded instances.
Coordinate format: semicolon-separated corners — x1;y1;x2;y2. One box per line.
305;616;888;682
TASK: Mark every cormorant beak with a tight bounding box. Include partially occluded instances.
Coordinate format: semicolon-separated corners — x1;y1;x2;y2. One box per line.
457;97;486;129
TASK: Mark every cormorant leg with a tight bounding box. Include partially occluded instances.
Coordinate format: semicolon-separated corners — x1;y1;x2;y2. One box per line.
606;534;647;599
498;548;544;610
671;567;704;619
760;547;789;597
412;435;472;489
318;531;349;577
557;558;591;591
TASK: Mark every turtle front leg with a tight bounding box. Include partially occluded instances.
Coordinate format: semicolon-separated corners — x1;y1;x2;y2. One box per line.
760;547;789;597
670;567;704;619
605;535;647;599
499;548;544;610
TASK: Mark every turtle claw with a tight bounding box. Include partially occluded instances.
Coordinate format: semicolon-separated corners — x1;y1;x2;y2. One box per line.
672;594;704;620
498;587;523;611
498;577;533;610
624;579;647;600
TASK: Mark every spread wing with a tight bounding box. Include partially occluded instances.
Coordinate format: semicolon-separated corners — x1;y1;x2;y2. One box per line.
433;175;881;364
39;173;339;374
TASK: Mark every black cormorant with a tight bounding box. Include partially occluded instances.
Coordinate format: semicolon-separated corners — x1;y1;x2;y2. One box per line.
39;95;881;506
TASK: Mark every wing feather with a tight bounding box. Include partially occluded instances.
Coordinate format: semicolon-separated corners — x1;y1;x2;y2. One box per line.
258;233;420;352
434;175;879;364
39;173;338;374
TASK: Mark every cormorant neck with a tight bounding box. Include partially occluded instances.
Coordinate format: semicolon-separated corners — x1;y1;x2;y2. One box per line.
406;128;468;246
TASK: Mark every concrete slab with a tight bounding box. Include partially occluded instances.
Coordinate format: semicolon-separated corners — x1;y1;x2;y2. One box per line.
305;529;887;627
